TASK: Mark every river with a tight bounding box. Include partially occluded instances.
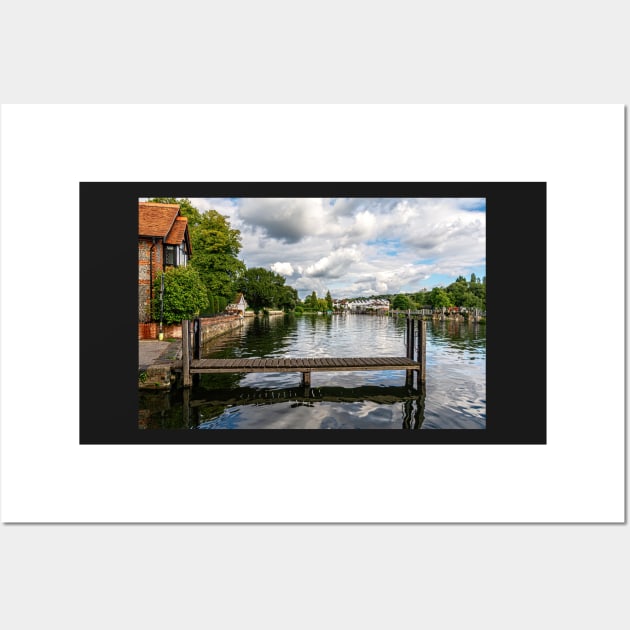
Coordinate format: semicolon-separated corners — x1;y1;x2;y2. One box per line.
139;313;486;430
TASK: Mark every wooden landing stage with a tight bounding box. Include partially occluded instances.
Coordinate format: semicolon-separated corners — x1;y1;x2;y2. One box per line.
189;356;420;386
179;317;426;388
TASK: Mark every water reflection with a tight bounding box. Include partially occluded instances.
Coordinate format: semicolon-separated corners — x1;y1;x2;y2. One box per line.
139;314;485;430
139;382;427;430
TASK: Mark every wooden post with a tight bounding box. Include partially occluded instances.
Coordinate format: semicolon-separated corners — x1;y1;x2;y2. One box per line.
302;371;311;387
182;319;191;387
417;319;426;384
182;386;190;426
194;317;201;359
406;314;415;360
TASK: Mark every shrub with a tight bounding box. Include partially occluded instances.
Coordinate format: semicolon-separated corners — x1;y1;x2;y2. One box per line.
152;267;209;324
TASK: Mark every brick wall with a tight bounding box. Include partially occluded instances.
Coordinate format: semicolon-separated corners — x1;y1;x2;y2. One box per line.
138;239;163;323
138;315;243;341
138;322;183;340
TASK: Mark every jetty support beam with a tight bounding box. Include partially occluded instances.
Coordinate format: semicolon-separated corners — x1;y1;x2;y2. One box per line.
301;370;311;387
182;319;191;387
417;319;426;384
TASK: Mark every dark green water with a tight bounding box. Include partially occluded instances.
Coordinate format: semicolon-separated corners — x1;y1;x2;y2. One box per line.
139;314;486;430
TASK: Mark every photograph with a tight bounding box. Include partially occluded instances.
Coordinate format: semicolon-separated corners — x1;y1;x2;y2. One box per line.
137;196;487;431
80;180;546;446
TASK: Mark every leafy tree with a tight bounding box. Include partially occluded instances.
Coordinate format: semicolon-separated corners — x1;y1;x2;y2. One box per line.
462;291;482;309
325;290;333;311
277;285;299;312
237;267;292;313
392;294;413;310
303;291;318;310
470;272;477;284
152;267;208;325
427;287;452;309
445;277;468;306
189;210;246;298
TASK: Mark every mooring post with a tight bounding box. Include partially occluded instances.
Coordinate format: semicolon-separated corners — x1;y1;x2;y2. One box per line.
182;319;191;387
302;371;311;387
182;386;190;426
417;319;426;384
194;317;201;359
405;312;413;385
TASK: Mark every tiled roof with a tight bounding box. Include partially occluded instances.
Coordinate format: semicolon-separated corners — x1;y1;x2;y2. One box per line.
165;216;188;245
138;202;180;237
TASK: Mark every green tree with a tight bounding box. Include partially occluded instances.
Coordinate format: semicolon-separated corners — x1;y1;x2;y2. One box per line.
427;287;452;309
277;285;299;312
325;290;333;311
189;210;246;298
392;294;413;310
237;267;289;313
152;266;208;325
462;291;482;309
446;277;468;306
303;291;318;310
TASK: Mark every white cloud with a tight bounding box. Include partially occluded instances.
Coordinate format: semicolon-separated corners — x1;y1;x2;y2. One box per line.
270;262;295;276
303;246;362;278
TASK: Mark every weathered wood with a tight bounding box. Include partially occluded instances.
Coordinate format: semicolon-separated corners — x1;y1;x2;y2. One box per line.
187;356;419;375
194;318;201;360
182;319;191;387
417;319;427;383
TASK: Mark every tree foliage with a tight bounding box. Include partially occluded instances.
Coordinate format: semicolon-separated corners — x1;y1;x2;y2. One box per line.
152;267;209;325
392;294;414;310
325;290;333;311
427;287;452;309
236;267;297;313
149;198;245;299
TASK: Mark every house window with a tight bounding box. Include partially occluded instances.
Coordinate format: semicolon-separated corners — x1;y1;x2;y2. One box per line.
179;244;187;267
164;245;176;266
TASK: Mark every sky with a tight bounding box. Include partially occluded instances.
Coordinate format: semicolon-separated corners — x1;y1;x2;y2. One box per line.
186;197;486;300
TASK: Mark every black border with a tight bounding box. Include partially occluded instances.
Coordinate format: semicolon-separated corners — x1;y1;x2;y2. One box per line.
80;182;546;445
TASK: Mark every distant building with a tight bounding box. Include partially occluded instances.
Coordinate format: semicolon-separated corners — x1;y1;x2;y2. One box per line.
226;293;248;316
334;298;389;312
138;201;192;323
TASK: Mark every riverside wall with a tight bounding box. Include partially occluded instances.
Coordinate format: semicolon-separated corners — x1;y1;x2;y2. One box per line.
138;314;244;341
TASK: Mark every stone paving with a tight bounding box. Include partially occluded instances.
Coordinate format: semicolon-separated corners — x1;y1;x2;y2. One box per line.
138;339;182;371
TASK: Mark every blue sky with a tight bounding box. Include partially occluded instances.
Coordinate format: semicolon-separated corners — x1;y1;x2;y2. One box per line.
186;197;486;300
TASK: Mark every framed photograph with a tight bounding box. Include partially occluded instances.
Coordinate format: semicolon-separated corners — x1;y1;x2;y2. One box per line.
80;181;546;446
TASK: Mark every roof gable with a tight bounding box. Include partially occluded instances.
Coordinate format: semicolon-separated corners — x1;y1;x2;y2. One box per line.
138;202;180;238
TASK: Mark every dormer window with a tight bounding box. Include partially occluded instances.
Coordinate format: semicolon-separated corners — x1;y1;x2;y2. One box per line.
164;245;176;266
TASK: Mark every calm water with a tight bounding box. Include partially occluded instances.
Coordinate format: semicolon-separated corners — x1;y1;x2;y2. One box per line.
139;314;486;430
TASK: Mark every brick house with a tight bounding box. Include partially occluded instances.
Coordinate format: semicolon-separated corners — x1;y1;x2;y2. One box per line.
138;201;193;323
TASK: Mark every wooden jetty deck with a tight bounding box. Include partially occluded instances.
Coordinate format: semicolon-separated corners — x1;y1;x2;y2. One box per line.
178;317;427;388
189;356;419;373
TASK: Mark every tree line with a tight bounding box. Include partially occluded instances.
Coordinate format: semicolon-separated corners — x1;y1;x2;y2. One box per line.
387;274;486;311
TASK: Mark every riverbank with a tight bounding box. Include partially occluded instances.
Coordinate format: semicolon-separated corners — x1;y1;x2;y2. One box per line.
139;314;245;389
